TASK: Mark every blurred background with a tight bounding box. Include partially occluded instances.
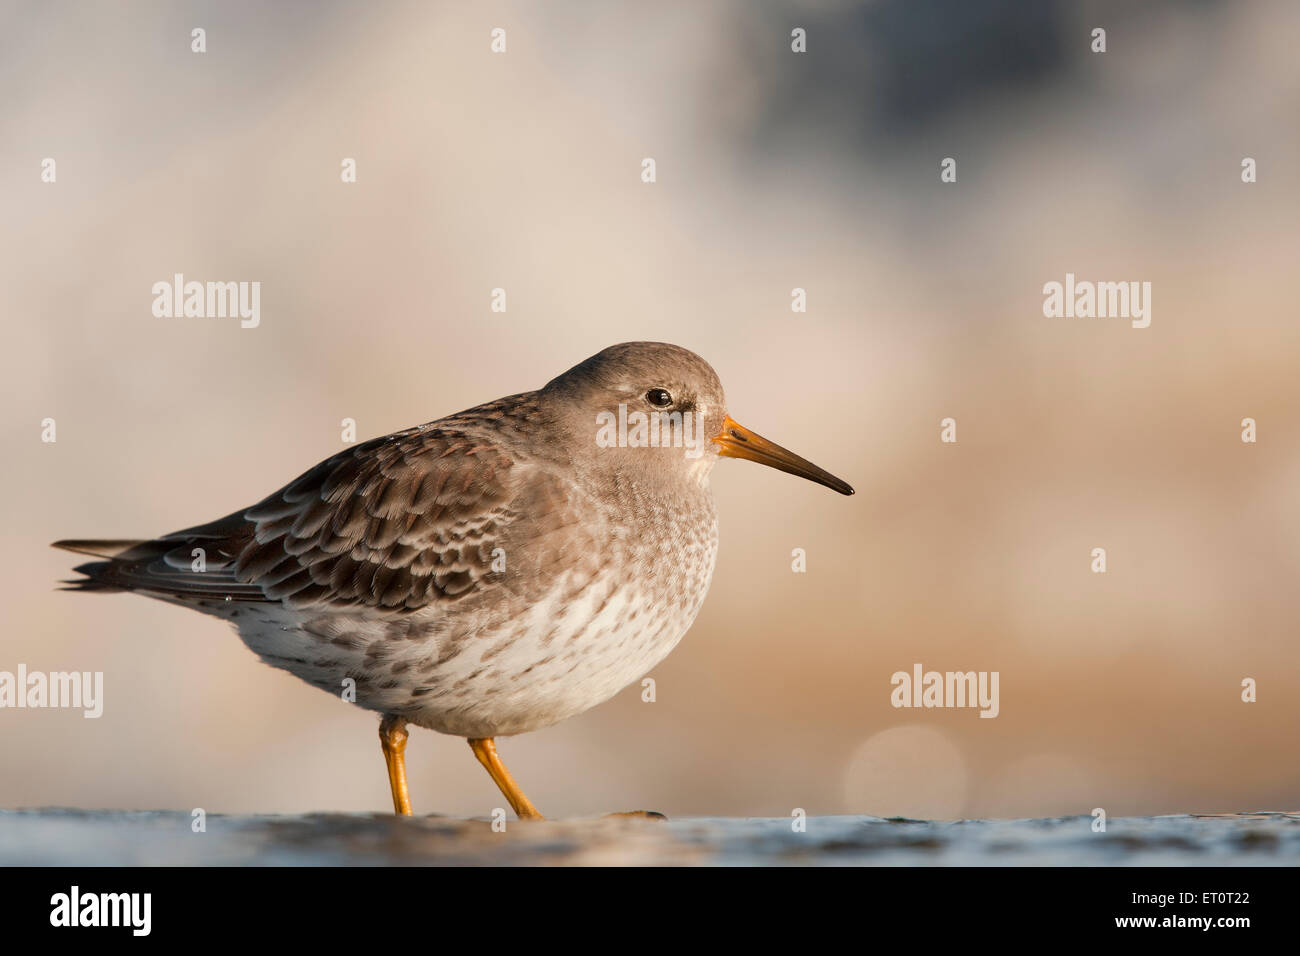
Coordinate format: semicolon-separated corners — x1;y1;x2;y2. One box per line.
3;0;1298;822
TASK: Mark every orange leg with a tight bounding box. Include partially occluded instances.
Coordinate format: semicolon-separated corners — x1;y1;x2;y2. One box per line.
467;737;544;820
379;715;413;816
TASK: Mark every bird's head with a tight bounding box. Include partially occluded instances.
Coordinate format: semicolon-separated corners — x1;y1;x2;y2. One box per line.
541;341;854;497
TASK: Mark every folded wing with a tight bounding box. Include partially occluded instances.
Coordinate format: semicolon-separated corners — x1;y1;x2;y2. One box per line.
56;423;580;613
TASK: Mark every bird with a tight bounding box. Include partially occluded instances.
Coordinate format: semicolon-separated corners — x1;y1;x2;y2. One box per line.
53;342;853;819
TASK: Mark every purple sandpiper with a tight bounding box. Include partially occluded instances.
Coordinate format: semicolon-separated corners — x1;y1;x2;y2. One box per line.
54;342;853;819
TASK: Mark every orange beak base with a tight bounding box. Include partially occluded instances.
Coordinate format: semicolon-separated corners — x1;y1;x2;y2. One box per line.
711;416;854;496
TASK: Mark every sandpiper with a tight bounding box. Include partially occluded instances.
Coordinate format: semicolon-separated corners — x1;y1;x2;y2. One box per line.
54;342;853;819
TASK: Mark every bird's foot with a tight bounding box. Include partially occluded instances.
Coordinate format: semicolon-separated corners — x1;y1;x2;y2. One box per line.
603;810;668;821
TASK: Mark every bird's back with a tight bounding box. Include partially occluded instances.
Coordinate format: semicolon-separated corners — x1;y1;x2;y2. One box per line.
55;390;720;736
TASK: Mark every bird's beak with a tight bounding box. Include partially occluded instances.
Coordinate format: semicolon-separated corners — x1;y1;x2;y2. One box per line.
712;415;855;496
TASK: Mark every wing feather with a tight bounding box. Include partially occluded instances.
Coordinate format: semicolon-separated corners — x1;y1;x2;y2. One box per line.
57;404;589;614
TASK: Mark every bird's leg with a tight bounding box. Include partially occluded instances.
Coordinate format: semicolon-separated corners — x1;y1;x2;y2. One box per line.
467;737;544;820
379;715;413;816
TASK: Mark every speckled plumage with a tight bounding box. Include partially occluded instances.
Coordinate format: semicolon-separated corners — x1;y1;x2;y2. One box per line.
56;342;852;814
57;344;724;738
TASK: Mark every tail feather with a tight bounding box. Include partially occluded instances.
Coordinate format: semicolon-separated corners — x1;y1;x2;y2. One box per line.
51;516;267;603
51;539;146;559
57;564;128;593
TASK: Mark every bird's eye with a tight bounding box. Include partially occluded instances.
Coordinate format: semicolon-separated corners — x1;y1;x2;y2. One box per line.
646;388;673;407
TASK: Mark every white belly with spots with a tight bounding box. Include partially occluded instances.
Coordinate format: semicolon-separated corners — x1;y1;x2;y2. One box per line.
225;556;715;738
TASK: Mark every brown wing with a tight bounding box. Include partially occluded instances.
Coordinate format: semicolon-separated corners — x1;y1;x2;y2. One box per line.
58;423;582;612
